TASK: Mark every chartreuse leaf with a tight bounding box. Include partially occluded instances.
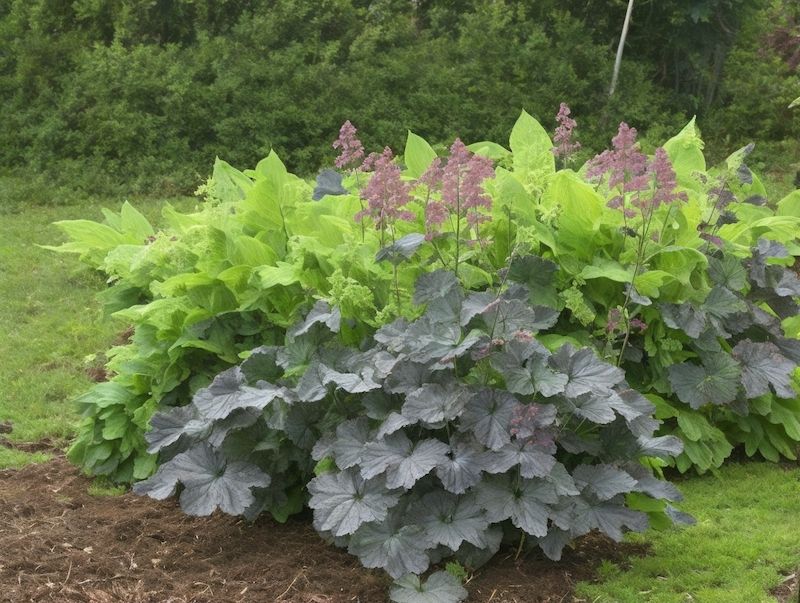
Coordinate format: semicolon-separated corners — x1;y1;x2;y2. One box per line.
662;116;706;190
548;171;605;260
467;140;510;161
132;443;270;516
404;131;438;179
308;468;401;537
509;109;555;196
389;571;468;603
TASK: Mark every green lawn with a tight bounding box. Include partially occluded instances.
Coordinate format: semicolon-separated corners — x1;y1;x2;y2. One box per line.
576;462;800;603
0;191;196;466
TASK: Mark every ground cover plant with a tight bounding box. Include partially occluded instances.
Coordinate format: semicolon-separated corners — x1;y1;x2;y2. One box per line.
46;108;800;601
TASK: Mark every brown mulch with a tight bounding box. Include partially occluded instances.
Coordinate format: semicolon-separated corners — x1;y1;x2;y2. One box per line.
0;454;647;603
16;450;783;603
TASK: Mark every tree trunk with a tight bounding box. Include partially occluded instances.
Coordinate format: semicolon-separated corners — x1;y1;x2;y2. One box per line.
609;0;636;96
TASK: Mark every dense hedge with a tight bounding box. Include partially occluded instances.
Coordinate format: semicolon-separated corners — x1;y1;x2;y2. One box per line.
0;0;797;197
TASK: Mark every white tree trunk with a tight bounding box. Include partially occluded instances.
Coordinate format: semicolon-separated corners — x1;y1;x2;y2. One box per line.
609;0;636;96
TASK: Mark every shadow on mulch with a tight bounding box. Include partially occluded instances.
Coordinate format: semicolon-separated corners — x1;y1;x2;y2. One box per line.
0;454;650;603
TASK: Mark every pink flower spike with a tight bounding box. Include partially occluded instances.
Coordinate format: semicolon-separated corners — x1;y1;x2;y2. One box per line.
333;120;364;169
551;103;581;163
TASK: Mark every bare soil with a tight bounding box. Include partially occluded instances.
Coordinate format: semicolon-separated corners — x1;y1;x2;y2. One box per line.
2;450;795;603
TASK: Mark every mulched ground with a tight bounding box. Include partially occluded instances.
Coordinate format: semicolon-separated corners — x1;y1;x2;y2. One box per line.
1;449;795;603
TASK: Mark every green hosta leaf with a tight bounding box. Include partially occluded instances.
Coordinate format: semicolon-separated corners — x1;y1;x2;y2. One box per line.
509;109;556;194
580;258;633;283
459;388;520;450
211;157;252;201
662;116;706;190
308;468;401;537
406;491;490;550
768;399;800;441
467;140;510;161
349;518;430;579
132;443;270;516
668;353;741;409
732;340;797;398
389;571;468;603
475;474;556;537
573;464;637;501
548;171;605;260
405;130;438;179
360;431;450;490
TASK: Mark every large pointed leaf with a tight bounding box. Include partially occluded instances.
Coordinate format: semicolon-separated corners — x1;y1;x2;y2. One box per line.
405;491;490;550
389;571;468;603
668;353;741;409
459;388;520;450
133;443;270;516
308;468;401;537
732;339;797;398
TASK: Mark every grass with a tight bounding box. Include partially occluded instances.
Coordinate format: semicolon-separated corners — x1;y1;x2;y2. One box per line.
0;186;196;467
575;462;800;603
